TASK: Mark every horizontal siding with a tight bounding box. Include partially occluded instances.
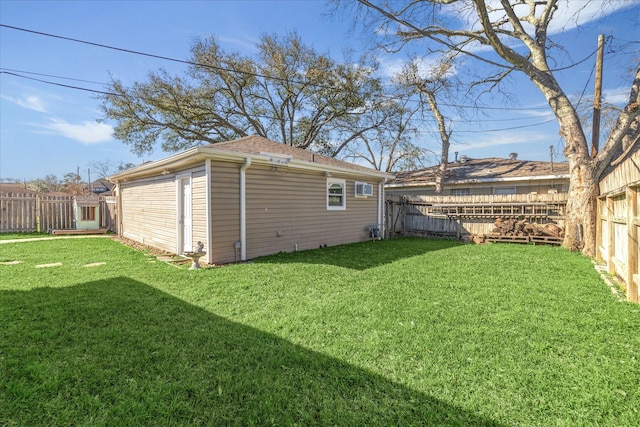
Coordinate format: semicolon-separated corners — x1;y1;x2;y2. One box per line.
191;166;208;250
120;159;383;264
120;164;206;254
120;176;177;252
245;165;380;259
210;161;241;264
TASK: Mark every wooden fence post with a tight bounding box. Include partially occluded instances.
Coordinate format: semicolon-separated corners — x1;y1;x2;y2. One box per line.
628;186;638;303
596;197;603;262
36;194;41;233
606;196;615;275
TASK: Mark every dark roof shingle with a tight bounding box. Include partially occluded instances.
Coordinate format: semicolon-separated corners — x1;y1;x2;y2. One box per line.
390;157;569;185
208;135;380;174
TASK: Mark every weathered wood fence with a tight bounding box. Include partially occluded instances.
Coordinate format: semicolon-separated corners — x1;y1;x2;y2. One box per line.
385;193;567;241
597;150;639;303
0;192;117;233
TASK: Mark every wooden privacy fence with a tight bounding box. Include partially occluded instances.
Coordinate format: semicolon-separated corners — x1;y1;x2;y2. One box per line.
0;192;117;233
386;193;567;241
597;151;639;303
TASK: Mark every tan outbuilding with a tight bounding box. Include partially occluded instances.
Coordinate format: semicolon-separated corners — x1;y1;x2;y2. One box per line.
108;135;393;265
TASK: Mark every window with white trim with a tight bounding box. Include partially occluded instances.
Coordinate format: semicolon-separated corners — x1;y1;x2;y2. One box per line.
494;187;516;195
451;188;470;196
327;178;346;210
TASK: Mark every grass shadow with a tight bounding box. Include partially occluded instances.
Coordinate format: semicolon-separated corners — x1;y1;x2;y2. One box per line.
1;276;501;426
253;237;464;270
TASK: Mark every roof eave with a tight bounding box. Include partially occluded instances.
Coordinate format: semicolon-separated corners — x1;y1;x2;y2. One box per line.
108;146;394;182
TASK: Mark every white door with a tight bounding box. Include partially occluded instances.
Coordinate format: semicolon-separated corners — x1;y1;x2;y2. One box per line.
180;178;192;253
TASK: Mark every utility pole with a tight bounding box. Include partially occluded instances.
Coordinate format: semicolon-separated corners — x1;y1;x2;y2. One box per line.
591;34;605;159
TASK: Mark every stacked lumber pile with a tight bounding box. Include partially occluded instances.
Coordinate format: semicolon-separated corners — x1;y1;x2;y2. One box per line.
486;217;564;245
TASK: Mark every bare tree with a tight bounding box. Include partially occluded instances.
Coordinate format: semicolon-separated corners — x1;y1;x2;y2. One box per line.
351;0;640;255
63;171;84;196
327;79;434;172
89;159;117;179
26;174;63;193
395;56;460;192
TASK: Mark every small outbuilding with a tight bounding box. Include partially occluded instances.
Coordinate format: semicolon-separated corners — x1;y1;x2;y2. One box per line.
108;135;394;264
73;196;101;231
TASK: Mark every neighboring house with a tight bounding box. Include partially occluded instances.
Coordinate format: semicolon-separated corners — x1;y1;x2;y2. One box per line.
108;135;393;264
386;154;570;196
0;183;39;195
90;179;114;195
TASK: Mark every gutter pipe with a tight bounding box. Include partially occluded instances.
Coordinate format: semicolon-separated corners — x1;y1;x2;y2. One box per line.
240;157;251;261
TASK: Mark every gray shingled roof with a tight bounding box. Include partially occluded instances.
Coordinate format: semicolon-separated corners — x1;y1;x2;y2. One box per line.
109;134;392;181
390;157;569;185
207;135;381;175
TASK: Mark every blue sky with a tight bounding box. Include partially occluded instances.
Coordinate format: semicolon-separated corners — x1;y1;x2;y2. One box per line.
1;0;638;181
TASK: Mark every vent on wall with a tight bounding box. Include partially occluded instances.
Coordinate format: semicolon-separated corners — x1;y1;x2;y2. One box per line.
355;182;373;197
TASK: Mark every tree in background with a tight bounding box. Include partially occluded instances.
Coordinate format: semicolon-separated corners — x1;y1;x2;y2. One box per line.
89;159;117;180
395;55;463;192
26;174;63;194
329;78;433;172
63;171;84;196
350;0;639;256
101;32;381;154
89;159;136;178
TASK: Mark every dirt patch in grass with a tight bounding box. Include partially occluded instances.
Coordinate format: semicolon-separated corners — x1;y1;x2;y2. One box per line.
112;236;175;257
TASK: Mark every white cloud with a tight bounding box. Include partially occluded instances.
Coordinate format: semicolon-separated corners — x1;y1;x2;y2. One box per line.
43;119;113;144
377;54;460;80
463;0;634;35
377;56;406;79
442;0;635;54
217;35;259;53
451;131;549;152
543;0;635;34
1;94;47;112
603;87;632;106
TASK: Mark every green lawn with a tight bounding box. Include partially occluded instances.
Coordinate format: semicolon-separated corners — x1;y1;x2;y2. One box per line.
0;232;53;240
1;237;638;426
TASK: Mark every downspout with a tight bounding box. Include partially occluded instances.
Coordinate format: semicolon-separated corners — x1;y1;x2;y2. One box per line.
240;157;252;261
115;181;123;236
378;179;386;240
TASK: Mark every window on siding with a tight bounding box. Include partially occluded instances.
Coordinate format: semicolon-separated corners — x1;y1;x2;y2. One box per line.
327;178;346;210
81;206;96;221
494;187;516;195
451;188;470;196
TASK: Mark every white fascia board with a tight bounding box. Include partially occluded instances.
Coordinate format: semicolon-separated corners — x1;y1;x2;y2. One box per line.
109;145;394;182
108;147;202;182
195;146;394;180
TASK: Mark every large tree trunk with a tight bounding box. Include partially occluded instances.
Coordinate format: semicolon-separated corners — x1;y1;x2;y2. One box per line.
564;160;599;255
423;90;450;195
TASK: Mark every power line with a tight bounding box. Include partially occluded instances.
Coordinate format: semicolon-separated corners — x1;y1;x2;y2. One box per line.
0;67;107;86
0;24;569;112
0;69;598;134
0;24;625;134
448;118;558;133
0;23;324;89
0;70;121;96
